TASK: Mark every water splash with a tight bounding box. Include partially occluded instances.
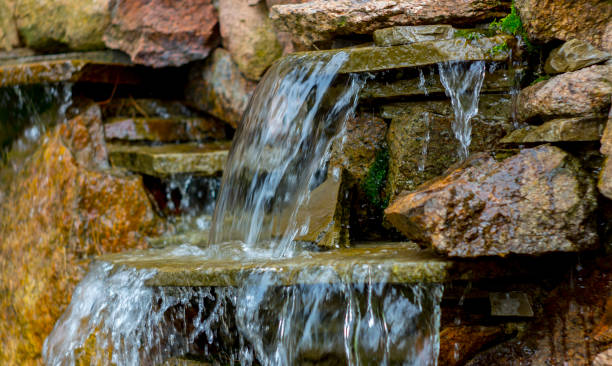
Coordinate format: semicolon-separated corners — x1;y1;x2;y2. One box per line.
438;61;486;160
210;52;364;256
44;246;443;366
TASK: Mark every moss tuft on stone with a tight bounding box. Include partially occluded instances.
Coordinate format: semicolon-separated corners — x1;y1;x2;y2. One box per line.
489;2;535;52
362;148;390;209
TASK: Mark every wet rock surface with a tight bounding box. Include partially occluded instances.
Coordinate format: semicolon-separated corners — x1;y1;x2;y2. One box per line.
186;48;257;129
500;116;604;144
218;0;282;80
439;325;505;366
14;0;110;51
104;116;226;142
384;95;514;201
270;0;510;46
544;39;611;74
518;65;612;123
0;103;161;365
385;145;598;257
373;25;455;47
515;0;612;52
103;0;218;67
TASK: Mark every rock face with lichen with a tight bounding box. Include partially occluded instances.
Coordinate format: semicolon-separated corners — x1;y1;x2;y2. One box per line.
218;0;283;80
515;0;612;52
0;103;162;365
270;0;511;46
103;0;219;67
518;65;612;123
14;0;111;51
0;0;20;50
385;145;598;257
186;48;257;128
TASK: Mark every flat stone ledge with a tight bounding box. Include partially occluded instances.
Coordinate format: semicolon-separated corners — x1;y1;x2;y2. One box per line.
104;117;226;142
108;142;230;177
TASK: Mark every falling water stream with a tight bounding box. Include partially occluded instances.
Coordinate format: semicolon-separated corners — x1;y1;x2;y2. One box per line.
43;53;445;365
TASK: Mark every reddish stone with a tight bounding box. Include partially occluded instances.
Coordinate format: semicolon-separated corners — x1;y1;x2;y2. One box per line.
104;0;219;67
439;325;504;366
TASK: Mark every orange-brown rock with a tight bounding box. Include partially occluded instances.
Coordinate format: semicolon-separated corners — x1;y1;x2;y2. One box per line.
439;325;504;366
270;0;510;46
599;104;612;199
518;65;612;124
0;103;161;365
385;145;598;257
515;0;612;52
104;0;219;67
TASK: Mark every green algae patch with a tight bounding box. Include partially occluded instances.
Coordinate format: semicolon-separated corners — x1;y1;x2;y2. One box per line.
362;148;390;209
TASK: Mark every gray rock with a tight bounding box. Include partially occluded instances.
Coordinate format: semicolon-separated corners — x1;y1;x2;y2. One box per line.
385;145;598;257
373;25;455;47
544;39;611;74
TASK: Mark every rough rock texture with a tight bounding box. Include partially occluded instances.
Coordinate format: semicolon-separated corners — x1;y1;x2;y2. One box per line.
465;258;612;365
100;98;199;119
14;0;111;51
598;105;612;199
270;0;510;46
0;0;19;51
218;0;282;80
384;95;514;201
104;117;226;142
103;0;218;67
515;0;612;52
385;145;598;257
373;25;455;47
439;325;504;366
544;39;611;74
0;103;161;365
518;65;612;123
594;349;612;366
186;48;257;128
500;116;604;144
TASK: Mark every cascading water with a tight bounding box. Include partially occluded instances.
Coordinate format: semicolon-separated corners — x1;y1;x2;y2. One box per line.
44;53;444;366
438;61;486;160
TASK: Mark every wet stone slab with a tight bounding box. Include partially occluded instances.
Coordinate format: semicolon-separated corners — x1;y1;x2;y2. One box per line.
108;141;230;177
0;51;141;86
298;35;512;74
104;117;226;142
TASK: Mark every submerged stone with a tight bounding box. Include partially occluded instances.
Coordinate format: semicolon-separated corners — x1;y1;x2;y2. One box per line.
439;325;504;366
104;116;226;142
270;0;510;46
103;0;218;67
361;67;519;99
489;292;534;317
544;39;611;74
385;145;598;257
299;35;512;74
384;95;514;201
0;51;138;86
185;48;257;129
218;0;283;80
108;141;230;177
373;25;455;47
500;116;604;144
515;0;612;52
518;64;612;123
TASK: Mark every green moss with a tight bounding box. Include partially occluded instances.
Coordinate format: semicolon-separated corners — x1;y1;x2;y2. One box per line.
454;30;482;41
489;2;535;52
530;74;552;85
362;148;390;209
490;41;510;55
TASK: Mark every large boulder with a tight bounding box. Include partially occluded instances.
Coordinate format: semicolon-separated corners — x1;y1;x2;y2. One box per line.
186;48;257;128
0;103;162;364
384;95;514;201
544;39;611;74
218;0;282;80
515;0;612;52
518;64;612;123
0;0;19;50
14;0;110;51
270;0;511;46
103;0;218;67
385;145;598;257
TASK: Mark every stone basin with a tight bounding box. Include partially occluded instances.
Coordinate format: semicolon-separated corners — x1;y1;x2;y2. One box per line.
99;241;577;288
0;51;140;86
108;141;230;177
295;35;512;74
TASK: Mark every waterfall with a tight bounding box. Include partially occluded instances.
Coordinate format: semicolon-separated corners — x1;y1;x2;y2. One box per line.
43;54;444;366
438;61;486;160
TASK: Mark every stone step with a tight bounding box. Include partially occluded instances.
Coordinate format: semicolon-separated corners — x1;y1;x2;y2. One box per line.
296;35;513;74
147;230;210;249
99;241;576;287
361;67;521;99
0;51;141;86
108;141;230;177
104;116;226;142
